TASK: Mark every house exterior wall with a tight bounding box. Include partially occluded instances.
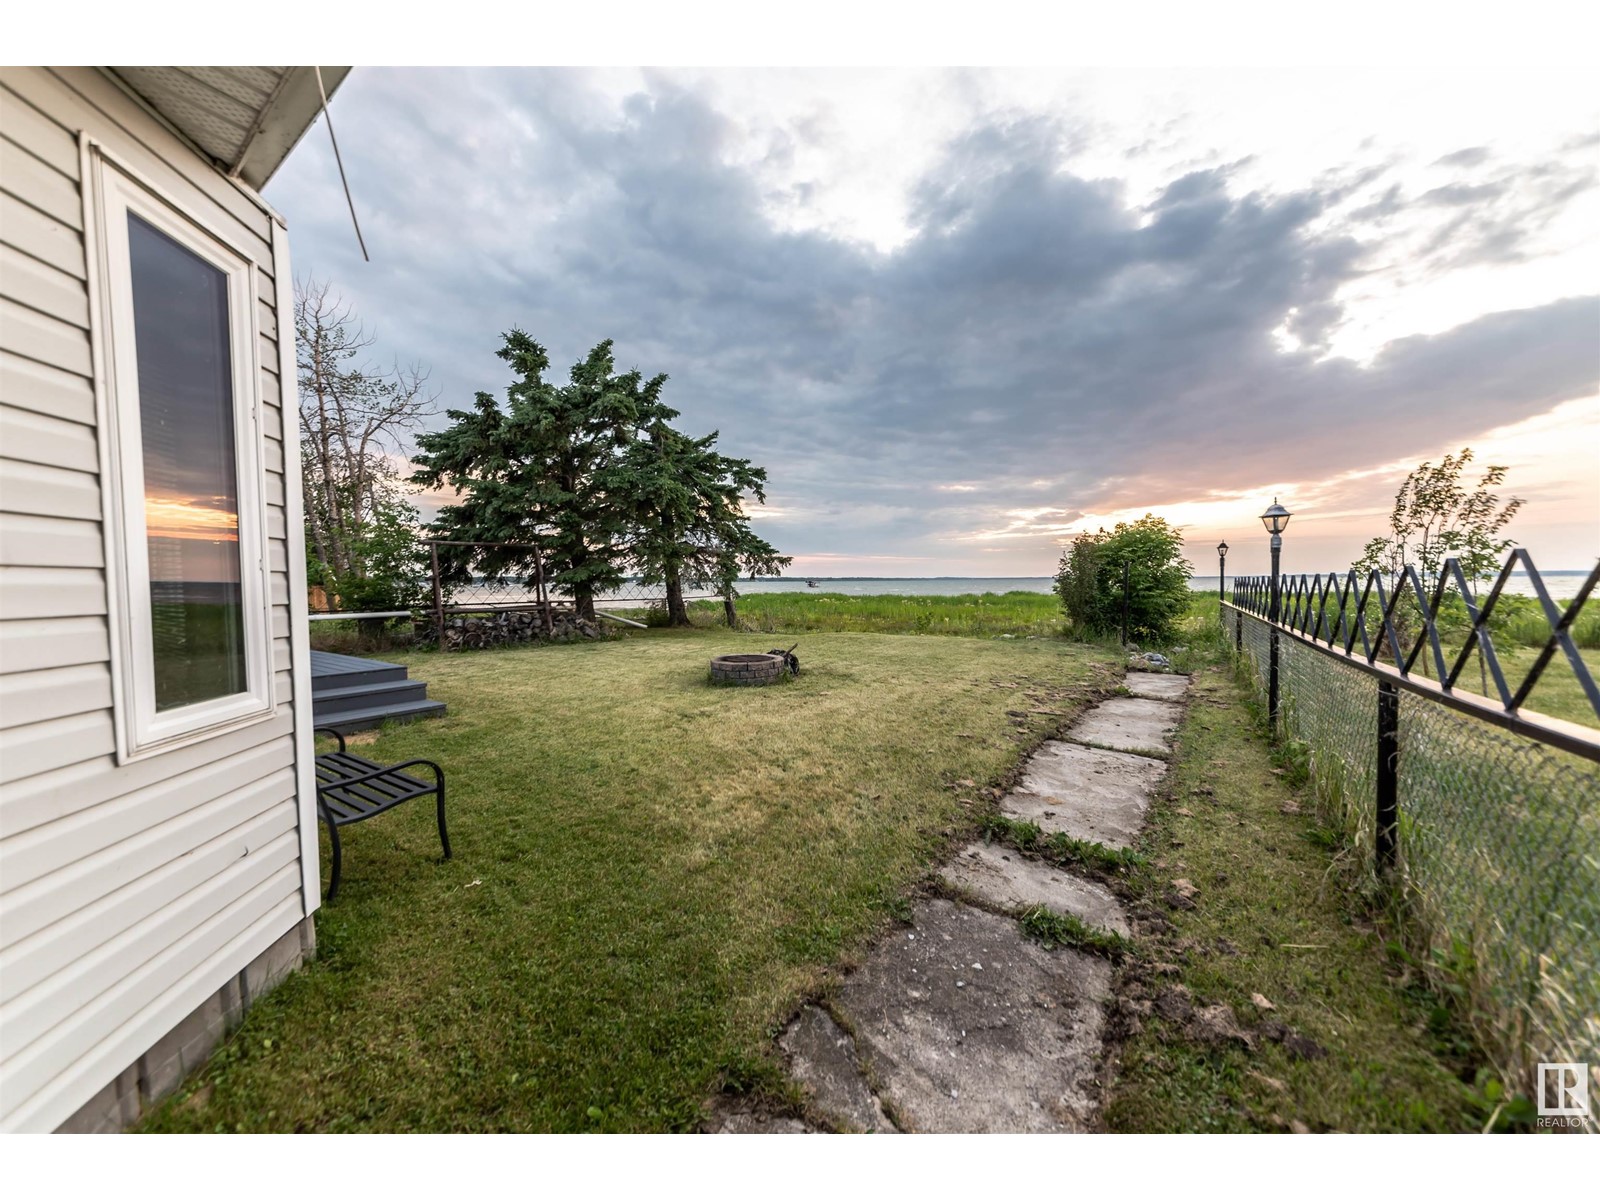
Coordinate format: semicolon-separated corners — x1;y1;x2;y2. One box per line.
0;66;317;1132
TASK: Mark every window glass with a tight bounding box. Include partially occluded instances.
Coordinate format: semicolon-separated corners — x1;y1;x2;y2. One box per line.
127;213;247;710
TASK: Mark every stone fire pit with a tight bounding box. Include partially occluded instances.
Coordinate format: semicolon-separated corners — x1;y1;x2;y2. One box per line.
710;653;786;686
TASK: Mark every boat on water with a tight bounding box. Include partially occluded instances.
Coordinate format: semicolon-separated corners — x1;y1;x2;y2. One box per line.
807;580;819;588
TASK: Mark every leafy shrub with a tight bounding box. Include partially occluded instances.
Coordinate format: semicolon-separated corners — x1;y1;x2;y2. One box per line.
1056;514;1192;643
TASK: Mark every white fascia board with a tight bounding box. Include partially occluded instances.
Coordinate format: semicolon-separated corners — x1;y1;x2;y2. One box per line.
230;66;353;191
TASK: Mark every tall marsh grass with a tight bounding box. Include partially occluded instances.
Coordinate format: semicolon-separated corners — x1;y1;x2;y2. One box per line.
694;590;1065;638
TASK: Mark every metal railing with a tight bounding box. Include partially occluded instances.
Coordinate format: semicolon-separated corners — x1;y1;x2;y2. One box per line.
1231;550;1599;746
1222;551;1599;1110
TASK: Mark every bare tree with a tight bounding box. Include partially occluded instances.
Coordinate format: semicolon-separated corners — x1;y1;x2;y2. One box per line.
296;278;436;608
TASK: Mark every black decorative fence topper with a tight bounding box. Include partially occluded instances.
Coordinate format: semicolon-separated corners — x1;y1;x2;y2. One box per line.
1230;549;1600;757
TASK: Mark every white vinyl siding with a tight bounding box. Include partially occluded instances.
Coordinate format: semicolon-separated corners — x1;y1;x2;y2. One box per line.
0;66;313;1133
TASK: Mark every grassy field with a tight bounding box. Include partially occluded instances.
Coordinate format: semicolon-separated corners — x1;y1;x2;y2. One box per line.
692;589;1064;638
142;628;1117;1132
1103;626;1484;1132
1424;643;1600;729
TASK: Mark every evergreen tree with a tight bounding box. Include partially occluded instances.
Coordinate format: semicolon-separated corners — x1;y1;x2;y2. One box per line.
413;331;788;626
412;333;642;620
625;417;790;626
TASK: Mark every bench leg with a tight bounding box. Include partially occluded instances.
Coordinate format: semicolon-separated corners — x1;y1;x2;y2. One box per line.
436;777;451;860
326;819;343;901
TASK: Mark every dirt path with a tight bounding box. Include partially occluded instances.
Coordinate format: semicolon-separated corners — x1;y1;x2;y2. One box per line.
716;671;1190;1133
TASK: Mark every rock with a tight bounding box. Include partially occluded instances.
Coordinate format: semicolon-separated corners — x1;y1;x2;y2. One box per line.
939;842;1131;937
1002;741;1167;848
1166;889;1197;912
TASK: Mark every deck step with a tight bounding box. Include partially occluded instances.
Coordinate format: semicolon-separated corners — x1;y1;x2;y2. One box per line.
312;678;432;717
311;664;408;693
314;698;447;734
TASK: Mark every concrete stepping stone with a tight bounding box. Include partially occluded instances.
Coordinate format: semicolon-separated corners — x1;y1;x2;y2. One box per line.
1064;695;1181;755
1003;740;1167;849
940;842;1130;937
829;898;1110;1133
779;1005;897;1132
1123;672;1190;701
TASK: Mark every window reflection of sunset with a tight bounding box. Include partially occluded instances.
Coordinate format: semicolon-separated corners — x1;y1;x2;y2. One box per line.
144;492;240;542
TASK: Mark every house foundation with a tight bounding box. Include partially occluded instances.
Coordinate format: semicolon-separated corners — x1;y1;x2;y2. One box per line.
56;916;316;1133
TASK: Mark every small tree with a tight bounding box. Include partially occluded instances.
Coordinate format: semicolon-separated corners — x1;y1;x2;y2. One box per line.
1352;447;1521;676
1056;515;1192;643
296;278;435;621
1353;448;1522;590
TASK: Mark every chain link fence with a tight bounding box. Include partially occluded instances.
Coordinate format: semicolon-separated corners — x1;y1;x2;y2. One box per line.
1226;555;1599;1119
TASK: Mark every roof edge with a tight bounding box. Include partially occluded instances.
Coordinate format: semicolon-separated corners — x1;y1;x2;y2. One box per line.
230;66;352;191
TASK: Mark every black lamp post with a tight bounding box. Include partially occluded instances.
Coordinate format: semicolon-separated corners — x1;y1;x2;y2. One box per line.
1260;500;1292;621
1260;499;1292;726
1216;541;1229;613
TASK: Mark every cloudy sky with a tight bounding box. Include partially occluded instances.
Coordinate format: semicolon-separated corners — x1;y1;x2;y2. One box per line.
264;66;1599;578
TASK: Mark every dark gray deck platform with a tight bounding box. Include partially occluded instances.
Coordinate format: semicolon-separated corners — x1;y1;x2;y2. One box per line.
310;650;445;732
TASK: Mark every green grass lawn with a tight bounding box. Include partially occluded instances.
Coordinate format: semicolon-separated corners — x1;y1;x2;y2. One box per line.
141;628;1117;1132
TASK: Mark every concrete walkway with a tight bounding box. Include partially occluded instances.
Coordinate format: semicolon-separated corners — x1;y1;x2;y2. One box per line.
727;669;1190;1134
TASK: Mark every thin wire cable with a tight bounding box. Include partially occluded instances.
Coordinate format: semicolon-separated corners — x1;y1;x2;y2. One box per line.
314;65;369;262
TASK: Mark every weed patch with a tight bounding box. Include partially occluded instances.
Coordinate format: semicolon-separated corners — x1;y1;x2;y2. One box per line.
980;813;1146;875
1019;905;1131;958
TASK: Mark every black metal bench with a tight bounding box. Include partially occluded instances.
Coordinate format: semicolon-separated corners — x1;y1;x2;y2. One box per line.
314;727;450;900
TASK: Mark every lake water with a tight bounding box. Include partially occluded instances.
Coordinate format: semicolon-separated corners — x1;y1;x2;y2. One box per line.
709;572;1592;601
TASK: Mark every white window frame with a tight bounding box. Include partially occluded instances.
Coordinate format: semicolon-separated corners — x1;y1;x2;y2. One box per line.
84;143;275;764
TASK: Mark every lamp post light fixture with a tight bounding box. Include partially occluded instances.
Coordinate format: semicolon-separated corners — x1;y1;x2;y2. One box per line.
1260;499;1292;728
1260;500;1291;620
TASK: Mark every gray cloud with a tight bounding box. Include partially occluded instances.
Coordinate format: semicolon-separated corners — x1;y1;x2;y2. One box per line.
1434;146;1492;168
267;69;1599;568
